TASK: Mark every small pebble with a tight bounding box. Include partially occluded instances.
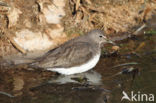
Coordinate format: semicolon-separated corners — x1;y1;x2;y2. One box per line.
112;46;120;51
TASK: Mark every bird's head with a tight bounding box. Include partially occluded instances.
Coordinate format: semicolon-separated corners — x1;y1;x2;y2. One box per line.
87;29;115;45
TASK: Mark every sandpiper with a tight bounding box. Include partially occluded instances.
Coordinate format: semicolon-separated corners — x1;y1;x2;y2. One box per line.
31;30;114;75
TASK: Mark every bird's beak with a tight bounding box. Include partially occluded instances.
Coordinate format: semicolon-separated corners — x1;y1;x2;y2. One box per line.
106;39;116;45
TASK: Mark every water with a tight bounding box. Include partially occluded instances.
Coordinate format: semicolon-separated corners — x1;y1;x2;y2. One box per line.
0;31;155;103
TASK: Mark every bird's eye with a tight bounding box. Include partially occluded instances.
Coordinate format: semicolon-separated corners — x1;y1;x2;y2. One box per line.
99;35;103;38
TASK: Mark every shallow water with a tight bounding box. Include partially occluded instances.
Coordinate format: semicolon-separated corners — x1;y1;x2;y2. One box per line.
0;30;156;103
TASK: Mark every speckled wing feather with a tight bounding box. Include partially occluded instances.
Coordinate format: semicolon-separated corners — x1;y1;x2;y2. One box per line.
32;42;95;69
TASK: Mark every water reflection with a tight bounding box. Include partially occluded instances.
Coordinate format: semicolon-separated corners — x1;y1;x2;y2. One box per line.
30;83;109;103
26;71;110;103
48;70;102;85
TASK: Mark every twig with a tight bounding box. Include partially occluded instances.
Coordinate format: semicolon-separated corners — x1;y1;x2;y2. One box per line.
76;0;80;11
112;62;138;69
0;91;14;98
85;0;92;5
5;33;27;54
110;23;147;42
133;24;147;35
83;5;105;13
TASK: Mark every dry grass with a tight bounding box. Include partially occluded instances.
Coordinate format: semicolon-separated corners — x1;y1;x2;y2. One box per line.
63;0;156;35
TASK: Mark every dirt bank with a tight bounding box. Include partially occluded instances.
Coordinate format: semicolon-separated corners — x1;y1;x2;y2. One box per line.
0;0;156;57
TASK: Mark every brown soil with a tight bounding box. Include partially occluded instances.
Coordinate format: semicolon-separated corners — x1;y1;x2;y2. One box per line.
0;0;156;56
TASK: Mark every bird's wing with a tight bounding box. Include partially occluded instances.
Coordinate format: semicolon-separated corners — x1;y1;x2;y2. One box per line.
34;42;95;68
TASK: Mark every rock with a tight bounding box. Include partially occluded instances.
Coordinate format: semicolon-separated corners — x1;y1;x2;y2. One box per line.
7;7;22;28
14;29;55;51
112;46;120;51
13;76;24;91
39;0;66;24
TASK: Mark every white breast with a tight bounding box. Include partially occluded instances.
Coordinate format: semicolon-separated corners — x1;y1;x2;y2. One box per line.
47;54;101;75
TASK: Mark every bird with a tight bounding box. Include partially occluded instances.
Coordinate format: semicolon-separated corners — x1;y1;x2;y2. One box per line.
30;29;114;75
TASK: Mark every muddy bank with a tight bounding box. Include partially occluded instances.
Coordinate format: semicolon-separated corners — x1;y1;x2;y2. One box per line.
0;0;156;57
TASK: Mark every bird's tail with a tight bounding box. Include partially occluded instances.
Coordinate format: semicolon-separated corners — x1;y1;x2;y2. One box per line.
0;58;44;71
